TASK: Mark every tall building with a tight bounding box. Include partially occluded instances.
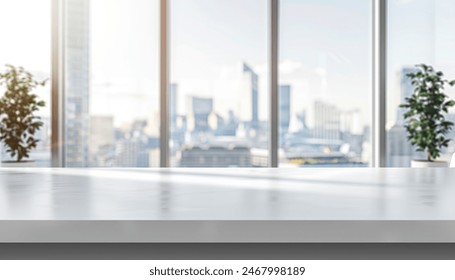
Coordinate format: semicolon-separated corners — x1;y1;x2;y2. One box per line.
186;96;213;133
279;85;291;135
170;83;178;130
313;100;341;141
387;67;419;167
386;124;415;167
242;63;259;128
65;0;90;167
397;67;417;125
115;138;149;167
113;121;152;167
169;83;186;157
219;110;238;136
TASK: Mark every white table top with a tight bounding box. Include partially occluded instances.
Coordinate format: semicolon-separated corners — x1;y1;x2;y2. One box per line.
1;168;455;242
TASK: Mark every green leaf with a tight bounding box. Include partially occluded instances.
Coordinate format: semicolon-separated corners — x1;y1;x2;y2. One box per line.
0;64;47;162
401;64;455;156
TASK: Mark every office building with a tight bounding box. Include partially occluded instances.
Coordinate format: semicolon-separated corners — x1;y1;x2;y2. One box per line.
65;0;90;167
313;100;341;142
241;63;259;128
387;67;419;167
278;85;291;151
180;145;251;167
170;83;178;130
279;85;291;136
397;67;417;125
186;96;213;133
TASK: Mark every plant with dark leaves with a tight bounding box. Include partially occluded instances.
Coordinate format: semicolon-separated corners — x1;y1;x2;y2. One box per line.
0;65;46;162
400;64;455;162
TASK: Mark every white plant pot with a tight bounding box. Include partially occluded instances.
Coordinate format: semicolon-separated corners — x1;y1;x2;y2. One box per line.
411;160;449;168
1;161;37;168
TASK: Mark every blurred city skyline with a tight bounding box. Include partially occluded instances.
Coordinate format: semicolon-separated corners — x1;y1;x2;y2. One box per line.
2;0;455;167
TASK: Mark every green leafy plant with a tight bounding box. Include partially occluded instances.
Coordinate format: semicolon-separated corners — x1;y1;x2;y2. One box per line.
0;65;46;162
400;64;455;162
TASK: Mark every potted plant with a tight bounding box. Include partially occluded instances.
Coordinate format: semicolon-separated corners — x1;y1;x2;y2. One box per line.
0;65;47;167
400;64;455;168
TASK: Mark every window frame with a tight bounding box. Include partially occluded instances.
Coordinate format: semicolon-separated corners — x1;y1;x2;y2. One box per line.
51;0;386;168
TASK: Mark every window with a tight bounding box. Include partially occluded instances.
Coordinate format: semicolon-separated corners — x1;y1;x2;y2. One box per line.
169;0;269;167
386;0;455;167
0;0;52;166
279;0;372;167
7;0;447;168
64;0;160;167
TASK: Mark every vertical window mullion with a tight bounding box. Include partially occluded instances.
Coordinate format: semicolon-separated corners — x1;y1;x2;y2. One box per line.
373;0;387;167
160;0;170;167
51;0;65;167
269;0;279;168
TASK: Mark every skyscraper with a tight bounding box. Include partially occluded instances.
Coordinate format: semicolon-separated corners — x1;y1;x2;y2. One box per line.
397;67;416;125
313;100;341;141
170;83;185;157
387;67;419;167
186;96;213;133
65;0;90;167
279;85;291;135
170;83;178;130
242;63;259;128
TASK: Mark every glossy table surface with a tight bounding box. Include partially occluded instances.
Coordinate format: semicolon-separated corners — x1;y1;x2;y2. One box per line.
1;168;455;242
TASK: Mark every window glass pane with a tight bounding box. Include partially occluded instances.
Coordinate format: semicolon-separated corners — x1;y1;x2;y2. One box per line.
170;0;269;167
64;0;159;167
279;0;372;167
387;0;455;167
0;0;51;167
